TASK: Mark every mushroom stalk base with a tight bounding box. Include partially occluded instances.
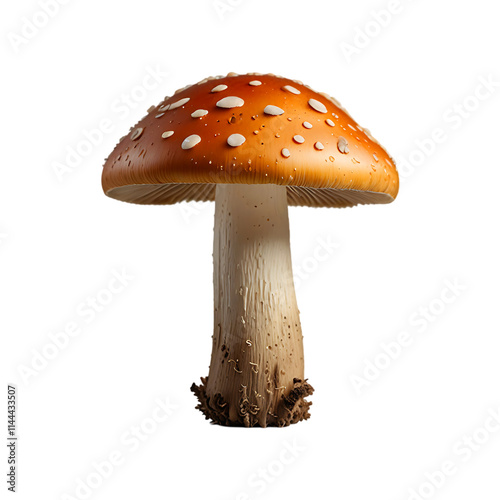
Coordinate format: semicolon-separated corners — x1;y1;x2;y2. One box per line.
191;184;313;427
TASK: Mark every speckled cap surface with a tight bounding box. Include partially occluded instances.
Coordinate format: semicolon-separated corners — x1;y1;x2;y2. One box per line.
102;72;399;207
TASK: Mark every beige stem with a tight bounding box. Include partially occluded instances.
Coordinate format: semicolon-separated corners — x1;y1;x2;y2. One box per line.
192;183;313;427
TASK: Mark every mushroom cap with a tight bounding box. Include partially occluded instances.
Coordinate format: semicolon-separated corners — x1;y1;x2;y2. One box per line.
102;73;398;208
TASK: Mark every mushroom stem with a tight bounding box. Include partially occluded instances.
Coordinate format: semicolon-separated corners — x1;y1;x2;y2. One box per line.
191;183;313;427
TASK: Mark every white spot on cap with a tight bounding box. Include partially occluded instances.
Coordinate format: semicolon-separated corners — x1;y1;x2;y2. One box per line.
182;134;201;150
282;85;301;95
174;85;190;95
130;128;144;141
373;153;379;162
293;135;305;144
158;104;170;112
303;121;313;129
337;136;349;154
348;124;357;131
211;84;228;93
216;96;244;108
155;113;165;119
281;148;291;158
308;99;327;113
161;131;174;139
169;97;190;110
249;80;262;86
326;119;335;127
264;105;285;116
314;142;324;150
191;109;209;118
227;134;246;147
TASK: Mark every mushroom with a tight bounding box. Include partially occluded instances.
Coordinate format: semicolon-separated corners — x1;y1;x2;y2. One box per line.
102;72;399;427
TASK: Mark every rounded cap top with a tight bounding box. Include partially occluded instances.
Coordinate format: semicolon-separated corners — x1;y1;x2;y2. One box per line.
102;73;398;208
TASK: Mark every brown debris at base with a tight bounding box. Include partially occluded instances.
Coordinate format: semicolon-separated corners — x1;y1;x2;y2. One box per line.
276;378;314;426
190;377;232;426
190;377;314;428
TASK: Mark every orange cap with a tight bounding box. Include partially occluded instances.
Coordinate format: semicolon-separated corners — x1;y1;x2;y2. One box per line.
102;72;398;207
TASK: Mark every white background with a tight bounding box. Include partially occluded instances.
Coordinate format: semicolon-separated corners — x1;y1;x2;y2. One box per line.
2;0;500;499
